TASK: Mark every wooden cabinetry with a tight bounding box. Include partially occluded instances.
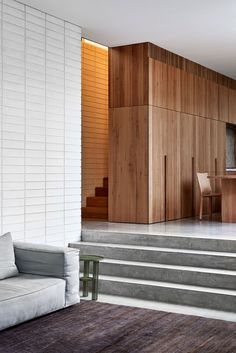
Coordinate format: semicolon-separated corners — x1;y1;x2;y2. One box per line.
181;71;195;115
180;114;195;218
109;42;231;223
206;80;219;120
229;89;236;124
167;65;181;111
149;59;168;108
166;110;181;220
109;43;148;108
109;106;149;223
219;85;229;122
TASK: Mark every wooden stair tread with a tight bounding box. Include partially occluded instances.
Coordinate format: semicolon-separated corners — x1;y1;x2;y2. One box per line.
84;177;108;219
103;177;108;188
95;187;108;197
87;196;108;207
82;206;108;220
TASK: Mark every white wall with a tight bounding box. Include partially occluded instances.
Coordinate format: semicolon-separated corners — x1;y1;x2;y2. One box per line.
0;0;81;245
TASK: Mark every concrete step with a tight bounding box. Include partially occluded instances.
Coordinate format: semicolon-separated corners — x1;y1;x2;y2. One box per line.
98;275;236;312
89;294;236;322
82;230;236;252
99;259;236;290
71;242;236;270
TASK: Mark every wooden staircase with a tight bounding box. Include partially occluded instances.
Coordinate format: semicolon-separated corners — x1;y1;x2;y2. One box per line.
82;177;108;220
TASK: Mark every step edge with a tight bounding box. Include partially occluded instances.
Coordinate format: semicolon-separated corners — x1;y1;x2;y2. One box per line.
71;241;236;256
98;275;236;295
81;229;236;242
100;259;236;275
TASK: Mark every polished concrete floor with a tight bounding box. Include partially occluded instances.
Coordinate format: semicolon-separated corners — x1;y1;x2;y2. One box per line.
82;215;236;240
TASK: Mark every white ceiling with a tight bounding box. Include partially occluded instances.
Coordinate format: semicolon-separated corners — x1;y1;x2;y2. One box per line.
21;0;236;79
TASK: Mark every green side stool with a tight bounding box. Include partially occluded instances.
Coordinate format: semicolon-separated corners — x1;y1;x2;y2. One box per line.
80;255;104;301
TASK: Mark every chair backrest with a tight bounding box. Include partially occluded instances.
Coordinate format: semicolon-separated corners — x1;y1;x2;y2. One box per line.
197;173;212;195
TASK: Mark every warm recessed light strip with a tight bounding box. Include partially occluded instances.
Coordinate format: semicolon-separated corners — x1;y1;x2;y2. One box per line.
82;38;108;50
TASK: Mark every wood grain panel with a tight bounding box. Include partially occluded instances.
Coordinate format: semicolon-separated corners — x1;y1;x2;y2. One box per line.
229;89;236;124
148;42;236;90
180;114;195;217
206;80;219;120
181;71;195;115
166;110;181;220
218;85;229;123
109;106;149;223
194;76;207;117
221;178;236;222
194;116;211;214
82;40;108;207
109;41;233;224
167;65;181;111
150;106;167;222
216;120;226;211
149;59;168;108
109;43;149;108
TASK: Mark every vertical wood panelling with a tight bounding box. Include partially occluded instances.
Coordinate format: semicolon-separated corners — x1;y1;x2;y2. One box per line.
0;0;81;244
166;110;181;220
229;89;236;124
195;76;207;118
181;71;194;115
109;42;232;224
81;40;108;207
206;80;219;120
109;106;149;223
167;65;181;111
149;59;167;108
109;43;149;108
150;106;167;222
218;85;229;122
180;114;195;218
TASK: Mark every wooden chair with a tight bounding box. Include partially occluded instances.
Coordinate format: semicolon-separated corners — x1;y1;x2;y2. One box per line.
196;173;221;220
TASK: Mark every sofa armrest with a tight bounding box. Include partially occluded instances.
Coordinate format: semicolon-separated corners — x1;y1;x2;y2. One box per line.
14;242;80;306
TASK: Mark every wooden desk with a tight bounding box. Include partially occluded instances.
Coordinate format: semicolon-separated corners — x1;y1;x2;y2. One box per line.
209;175;236;222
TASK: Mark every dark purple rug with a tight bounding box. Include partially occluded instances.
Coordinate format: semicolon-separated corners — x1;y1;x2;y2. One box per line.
0;301;235;353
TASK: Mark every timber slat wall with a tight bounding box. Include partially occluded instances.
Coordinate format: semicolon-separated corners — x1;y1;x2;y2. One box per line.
82;40;109;207
109;42;236;224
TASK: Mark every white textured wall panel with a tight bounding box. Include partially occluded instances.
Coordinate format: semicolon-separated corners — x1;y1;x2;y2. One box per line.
0;0;81;245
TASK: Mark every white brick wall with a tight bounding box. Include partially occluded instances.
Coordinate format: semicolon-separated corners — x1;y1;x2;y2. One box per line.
0;0;81;245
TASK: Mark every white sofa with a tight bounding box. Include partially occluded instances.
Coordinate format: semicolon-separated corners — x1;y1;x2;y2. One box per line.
0;233;80;331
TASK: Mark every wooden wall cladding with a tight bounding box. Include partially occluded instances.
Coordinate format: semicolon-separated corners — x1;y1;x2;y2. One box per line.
148;58;232;122
148;42;236;90
180;114;195;218
167;66;181;111
109;106;149;223
150;108;224;222
109;42;233;224
194;76;207;118
82;40;109;207
149;59;167;108
219;85;229;123
206;80;219;120
149;106;166;222
229;89;236;124
109;43;149;108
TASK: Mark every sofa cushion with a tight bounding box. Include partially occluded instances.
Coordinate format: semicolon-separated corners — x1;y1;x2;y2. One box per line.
0;233;18;280
0;274;66;331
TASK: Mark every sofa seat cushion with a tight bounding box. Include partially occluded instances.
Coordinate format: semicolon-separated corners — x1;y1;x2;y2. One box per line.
0;233;18;280
0;274;66;331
